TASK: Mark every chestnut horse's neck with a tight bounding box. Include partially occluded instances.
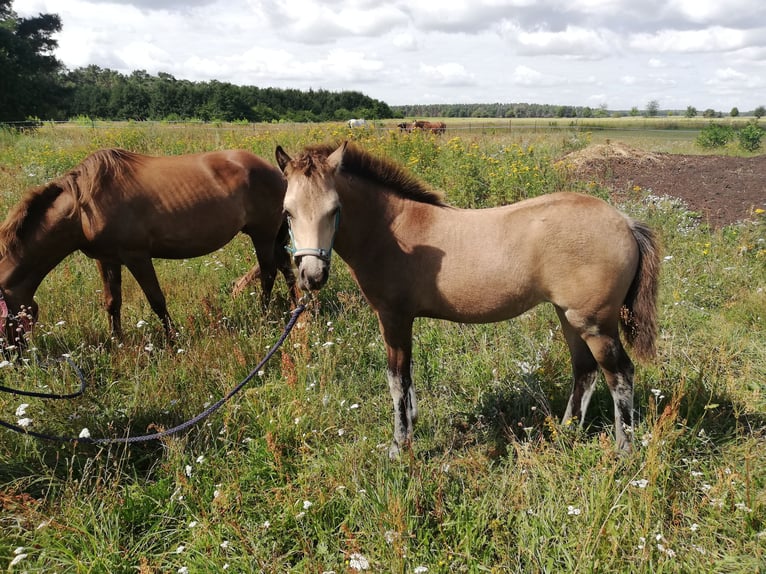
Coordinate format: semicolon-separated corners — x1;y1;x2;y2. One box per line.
0;184;83;311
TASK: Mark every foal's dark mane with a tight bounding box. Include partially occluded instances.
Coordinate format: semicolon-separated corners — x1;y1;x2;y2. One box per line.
298;143;446;206
0;148;142;256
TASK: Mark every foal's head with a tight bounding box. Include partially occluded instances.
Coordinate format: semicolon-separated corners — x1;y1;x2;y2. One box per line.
276;142;345;291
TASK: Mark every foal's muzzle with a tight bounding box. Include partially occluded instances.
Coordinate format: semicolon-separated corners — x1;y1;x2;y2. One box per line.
296;255;330;291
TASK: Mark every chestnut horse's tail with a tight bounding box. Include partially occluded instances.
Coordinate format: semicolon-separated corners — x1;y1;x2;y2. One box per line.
620;219;661;361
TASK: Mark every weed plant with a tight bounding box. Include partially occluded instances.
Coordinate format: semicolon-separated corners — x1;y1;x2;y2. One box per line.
0;122;764;573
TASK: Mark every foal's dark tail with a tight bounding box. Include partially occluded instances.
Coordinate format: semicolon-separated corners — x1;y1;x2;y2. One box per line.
621;220;661;361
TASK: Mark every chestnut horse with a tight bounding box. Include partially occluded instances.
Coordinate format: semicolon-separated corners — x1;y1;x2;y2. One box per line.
0;148;296;345
412;120;446;134
276;142;660;456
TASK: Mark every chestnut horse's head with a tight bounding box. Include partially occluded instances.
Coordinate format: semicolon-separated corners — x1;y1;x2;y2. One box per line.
276;143;345;292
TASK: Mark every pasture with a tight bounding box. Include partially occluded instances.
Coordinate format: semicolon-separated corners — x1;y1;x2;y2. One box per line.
0;121;764;573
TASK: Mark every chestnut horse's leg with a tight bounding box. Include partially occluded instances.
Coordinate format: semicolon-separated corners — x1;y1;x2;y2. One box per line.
232;224;297;303
248;239;278;309
378;311;417;459
96;260;123;338
556;307;600;430
123;257;175;339
274;221;299;304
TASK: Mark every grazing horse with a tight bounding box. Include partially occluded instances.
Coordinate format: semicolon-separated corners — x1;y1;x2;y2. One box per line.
411;120;446;134
0;148;297;346
276;142;660;456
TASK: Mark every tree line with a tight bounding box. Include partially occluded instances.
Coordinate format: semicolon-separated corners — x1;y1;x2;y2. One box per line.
1;1;394;124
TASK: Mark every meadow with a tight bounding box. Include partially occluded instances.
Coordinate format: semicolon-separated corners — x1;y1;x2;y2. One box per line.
0;120;764;573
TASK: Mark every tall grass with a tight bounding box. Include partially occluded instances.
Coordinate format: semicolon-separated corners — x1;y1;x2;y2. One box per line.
1;122;764;573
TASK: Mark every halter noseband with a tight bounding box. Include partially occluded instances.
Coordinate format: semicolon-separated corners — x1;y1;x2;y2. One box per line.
286;209;340;263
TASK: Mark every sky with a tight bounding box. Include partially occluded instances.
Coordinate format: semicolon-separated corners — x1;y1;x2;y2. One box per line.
13;0;766;111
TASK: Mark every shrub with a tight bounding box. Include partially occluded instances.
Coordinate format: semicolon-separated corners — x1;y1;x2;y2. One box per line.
736;121;764;152
695;122;734;148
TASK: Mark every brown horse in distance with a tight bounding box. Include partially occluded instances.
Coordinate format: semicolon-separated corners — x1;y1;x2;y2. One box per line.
277;142;660;456
411;120;446;134
398;121;447;134
0;148;297;345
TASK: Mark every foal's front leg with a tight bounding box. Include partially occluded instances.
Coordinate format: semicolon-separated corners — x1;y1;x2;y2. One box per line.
379;314;416;459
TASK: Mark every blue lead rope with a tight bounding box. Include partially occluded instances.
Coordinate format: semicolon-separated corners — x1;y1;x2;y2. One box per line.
0;304;306;444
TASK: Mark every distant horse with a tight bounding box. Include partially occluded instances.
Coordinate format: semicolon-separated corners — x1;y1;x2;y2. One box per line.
0;148;297;345
276;142;660;456
348;119;368;128
411;120;446;134
397;122;413;133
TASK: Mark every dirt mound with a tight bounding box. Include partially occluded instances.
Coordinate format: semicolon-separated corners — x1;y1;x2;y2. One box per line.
561;142;766;228
560;142;666;172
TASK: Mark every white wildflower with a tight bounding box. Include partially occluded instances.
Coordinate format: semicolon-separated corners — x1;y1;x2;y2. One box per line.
295;511;305;520
567;505;581;515
136;320;148;328
0;360;11;368
220;540;229;549
735;502;752;513
348;552;369;570
630;479;649;489
262;520;271;529
15;404;29;417
690;523;700;532
196;455;205;464
175;545;185;554
17;417;32;428
184;465;192;477
414;567;429;574
177;568;189;574
188;521;198;528
349;403;360;410
303;500;313;510
78;428;91;439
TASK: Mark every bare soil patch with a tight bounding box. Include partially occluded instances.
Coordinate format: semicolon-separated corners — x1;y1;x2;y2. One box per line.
562;142;766;228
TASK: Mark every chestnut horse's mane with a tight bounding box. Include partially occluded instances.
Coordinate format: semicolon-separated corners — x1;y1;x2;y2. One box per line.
296;143;446;206
0;148;142;256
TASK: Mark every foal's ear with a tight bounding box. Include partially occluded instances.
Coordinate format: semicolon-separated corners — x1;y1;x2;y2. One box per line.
327;141;348;172
275;146;291;172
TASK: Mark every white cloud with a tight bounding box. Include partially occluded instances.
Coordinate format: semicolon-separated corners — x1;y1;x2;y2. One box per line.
630;27;749;54
419;62;475;86
502;22;619;59
511;65;560;86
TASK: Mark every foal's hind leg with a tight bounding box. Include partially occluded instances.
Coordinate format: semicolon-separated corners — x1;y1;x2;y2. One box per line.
96;260;123;338
556;308;600;430
583;330;635;452
559;308;635;452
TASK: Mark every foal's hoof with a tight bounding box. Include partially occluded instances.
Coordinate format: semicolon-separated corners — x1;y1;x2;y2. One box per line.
388;442;402;460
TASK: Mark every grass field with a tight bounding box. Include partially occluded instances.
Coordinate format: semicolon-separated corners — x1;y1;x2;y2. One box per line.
0;121;764;573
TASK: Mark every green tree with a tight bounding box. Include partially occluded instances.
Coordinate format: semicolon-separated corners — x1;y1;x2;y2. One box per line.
730;107;739;117
0;0;63;122
685;106;697;118
754;105;765;119
645;100;660;117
